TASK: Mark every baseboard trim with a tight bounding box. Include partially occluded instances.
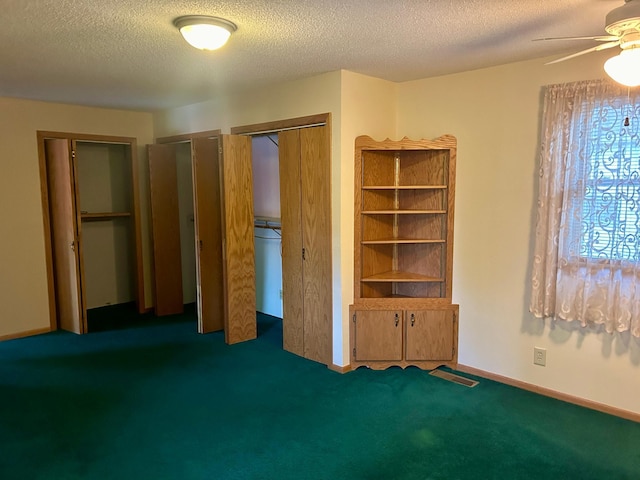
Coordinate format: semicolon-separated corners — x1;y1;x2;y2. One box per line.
328;363;352;374
457;364;640;423
0;327;51;342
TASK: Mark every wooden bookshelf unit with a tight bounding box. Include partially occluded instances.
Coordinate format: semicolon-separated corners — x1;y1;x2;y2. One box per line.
350;135;458;370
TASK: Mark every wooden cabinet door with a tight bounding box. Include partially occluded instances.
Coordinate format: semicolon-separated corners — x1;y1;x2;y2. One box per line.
45;139;86;334
353;310;403;361
148;144;184;316
219;135;256;344
192;137;224;333
405;309;455;361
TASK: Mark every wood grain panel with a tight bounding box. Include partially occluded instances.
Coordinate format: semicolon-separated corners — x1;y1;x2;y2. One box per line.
398;214;444;241
397;243;443;278
278;129;304;356
220;135;256;345
361;214;394;242
361;244;393;278
353;310;402;361
230;113;330;135
405;310;454;361
45;139;84;334
362;151;395;186
192;137;224;333
400;151;446;186
148;144;184;316
300;125;332;364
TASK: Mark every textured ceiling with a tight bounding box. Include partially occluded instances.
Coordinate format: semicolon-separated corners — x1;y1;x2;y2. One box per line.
0;0;624;111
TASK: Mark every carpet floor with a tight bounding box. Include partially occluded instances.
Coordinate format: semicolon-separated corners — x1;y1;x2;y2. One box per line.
1;304;639;479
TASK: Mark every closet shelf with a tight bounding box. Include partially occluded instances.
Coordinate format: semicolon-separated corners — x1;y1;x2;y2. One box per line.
362;209;446;215
361;271;445;283
362;185;447;190
81;212;131;221
362;238;445;245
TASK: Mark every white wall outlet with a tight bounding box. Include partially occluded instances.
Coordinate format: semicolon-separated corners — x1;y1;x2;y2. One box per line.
534;347;547;366
279;289;283;299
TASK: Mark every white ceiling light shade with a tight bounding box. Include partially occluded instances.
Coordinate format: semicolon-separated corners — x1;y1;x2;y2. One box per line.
173;15;237;51
604;48;640;87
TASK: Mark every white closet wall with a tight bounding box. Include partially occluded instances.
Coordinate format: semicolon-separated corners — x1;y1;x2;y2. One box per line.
76;142;134;309
252;135;283;318
175;143;197;304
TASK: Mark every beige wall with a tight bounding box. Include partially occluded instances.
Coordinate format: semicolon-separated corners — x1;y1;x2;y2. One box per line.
0;97;154;337
339;71;397;364
396;50;640;414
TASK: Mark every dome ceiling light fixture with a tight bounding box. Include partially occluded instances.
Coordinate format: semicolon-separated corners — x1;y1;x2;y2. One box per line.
173;15;237;51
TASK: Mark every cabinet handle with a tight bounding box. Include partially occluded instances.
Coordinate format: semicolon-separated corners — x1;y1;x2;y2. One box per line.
410;313;415;327
394;313;399;327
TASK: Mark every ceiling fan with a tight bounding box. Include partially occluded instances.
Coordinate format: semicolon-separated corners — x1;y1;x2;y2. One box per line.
536;0;640;86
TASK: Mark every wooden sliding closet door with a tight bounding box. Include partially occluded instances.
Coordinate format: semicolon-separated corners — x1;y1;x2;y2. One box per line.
192;137;224;333
279;125;332;365
219;134;256;344
148;144;184;316
45;139;86;334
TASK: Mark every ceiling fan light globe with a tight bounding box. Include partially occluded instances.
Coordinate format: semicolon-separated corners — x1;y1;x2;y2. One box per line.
604;49;640;87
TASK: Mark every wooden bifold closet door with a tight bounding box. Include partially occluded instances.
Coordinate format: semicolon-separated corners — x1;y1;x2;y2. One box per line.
45;138;86;334
279;125;332;365
148;143;184;316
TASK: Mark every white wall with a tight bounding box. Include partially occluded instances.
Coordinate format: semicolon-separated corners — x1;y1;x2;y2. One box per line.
252;135;283;318
396;51;640;414
0;97;154;338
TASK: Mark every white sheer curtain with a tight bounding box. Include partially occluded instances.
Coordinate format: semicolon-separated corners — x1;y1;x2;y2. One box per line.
531;79;640;337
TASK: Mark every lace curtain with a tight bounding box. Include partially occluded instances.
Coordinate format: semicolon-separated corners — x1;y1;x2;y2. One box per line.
530;79;640;337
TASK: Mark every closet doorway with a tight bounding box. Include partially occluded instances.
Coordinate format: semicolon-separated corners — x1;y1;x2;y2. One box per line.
150;132;256;344
38;131;145;333
232;113;333;366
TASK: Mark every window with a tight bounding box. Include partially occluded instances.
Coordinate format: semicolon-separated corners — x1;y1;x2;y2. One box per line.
530;80;640;337
569;100;640;262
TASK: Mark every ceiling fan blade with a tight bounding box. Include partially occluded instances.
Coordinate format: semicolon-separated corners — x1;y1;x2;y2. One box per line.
533;35;618;42
545;41;620;65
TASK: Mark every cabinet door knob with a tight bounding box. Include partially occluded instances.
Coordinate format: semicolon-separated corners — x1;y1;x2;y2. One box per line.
394;313;399;327
410;313;415;326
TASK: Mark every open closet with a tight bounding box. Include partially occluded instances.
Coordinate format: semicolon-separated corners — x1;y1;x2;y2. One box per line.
149;132;256;344
147;114;332;366
38;131;145;333
232;114;333;366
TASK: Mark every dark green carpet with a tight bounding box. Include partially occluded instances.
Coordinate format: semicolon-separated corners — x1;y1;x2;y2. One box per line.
1;304;639;480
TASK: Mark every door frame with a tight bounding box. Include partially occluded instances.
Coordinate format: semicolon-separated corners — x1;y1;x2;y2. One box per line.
230;113;333;364
155;130;222;331
38;131;146;331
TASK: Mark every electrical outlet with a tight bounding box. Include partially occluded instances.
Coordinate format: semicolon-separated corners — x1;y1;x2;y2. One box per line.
279;289;283;299
534;347;546;367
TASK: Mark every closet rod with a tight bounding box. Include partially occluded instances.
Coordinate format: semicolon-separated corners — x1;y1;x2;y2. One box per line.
254;217;281;231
